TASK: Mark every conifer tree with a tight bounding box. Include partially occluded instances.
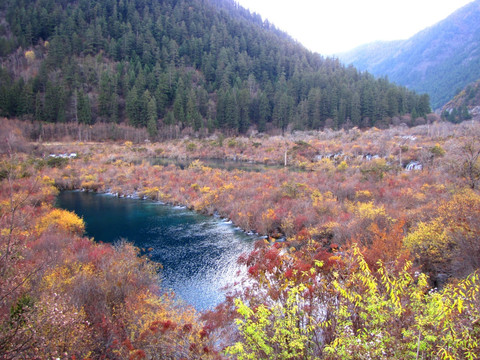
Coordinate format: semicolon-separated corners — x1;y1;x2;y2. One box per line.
77;89;92;125
147;96;158;139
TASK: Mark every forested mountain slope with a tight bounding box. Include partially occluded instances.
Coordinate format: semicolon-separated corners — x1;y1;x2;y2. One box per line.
0;0;429;136
441;78;480;122
338;0;480;110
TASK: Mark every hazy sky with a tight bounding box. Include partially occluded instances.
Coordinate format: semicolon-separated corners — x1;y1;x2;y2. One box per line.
235;0;474;55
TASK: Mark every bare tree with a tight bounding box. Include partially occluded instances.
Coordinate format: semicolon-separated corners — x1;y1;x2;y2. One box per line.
446;123;480;189
461;139;480;189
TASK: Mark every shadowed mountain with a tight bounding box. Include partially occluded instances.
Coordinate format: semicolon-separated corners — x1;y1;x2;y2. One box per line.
337;0;480;110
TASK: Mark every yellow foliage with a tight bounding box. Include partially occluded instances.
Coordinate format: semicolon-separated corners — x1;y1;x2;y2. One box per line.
41;175;55;186
347;201;388;220
355;190;372;200
308;222;340;240
25;50;35;62
280;212;295;237
404;189;480;274
39;184;59;203
0;191;31;214
43;262;95;290
401;187;426;202
337;160;348;171
311;190;337;214
222;183;234;191
263;208;276;221
403;219;450;263
314;157;336;173
113;159;125;167
82;174;97;182
36;208;85;235
141;187;160;199
188;159;205;170
80;180;98;190
297;161;314;171
420;183;446;193
33;292;91;358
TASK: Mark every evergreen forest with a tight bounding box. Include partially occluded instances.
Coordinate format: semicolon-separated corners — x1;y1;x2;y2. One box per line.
0;0;431;136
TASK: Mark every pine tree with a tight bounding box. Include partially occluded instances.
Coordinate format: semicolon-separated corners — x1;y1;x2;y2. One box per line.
417;94;431;117
237;87;250;133
35;91;44;121
147;96;158;139
77;89;92;125
155;75;170;118
126;86;140;127
44;81;64;122
258;92;270;132
224;90;239;132
98;72;113;119
186;90;199;129
173;78;186;124
19;80;35;116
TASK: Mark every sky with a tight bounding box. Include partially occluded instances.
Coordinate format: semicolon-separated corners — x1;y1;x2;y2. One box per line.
235;0;474;55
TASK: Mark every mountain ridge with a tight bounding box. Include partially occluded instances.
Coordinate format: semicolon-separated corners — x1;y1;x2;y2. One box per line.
337;0;480;110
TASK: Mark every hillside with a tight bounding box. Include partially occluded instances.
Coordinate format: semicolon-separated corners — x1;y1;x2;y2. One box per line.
441;78;480;122
337;0;480;110
0;0;429;137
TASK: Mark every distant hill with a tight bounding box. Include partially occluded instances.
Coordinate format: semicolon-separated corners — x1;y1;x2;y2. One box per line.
0;0;429;137
337;0;480;110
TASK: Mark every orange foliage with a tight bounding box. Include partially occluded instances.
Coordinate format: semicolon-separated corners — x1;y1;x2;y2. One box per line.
359;219;409;270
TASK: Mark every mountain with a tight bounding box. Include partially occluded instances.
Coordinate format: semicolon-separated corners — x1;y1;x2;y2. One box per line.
337;0;480;110
0;0;429;137
441;79;480;122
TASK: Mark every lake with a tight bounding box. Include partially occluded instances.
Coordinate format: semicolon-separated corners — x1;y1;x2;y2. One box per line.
56;191;256;311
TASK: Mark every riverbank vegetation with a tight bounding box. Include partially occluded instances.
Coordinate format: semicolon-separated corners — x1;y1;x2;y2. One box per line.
1;117;480;358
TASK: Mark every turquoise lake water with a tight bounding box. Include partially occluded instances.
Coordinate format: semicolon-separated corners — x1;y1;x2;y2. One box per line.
56;191;255;311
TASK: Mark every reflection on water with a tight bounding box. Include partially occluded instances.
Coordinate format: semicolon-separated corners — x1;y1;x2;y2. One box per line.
56;191;256;311
149;157;285;172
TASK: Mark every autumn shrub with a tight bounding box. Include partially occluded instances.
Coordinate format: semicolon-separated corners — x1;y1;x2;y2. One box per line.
186;142;197;152
324;247;480;360
36;208;85;235
360;158;391;180
226;243;480;359
227;138;238;148
430;143;446;157
0;119;32;154
404;188;480;280
3;119;480;358
0;158;221;359
46;156;68;168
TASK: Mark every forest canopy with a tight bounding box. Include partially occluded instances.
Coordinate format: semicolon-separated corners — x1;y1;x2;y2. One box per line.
0;0;431;136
